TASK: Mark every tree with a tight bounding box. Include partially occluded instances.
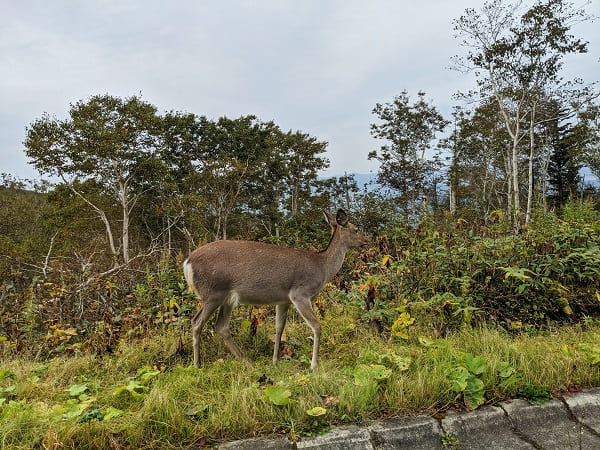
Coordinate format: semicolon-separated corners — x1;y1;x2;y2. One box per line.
578;103;600;181
273;130;329;218
453;0;590;226
24;94;162;263
316;173;359;212
158;113;330;242
547;122;582;207
369;91;448;221
442;102;513;218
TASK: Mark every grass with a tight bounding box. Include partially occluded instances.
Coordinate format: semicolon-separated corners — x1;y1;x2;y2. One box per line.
1;300;599;449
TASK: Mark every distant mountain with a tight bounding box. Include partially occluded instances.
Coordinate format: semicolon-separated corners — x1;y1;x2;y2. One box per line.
335;168;599;192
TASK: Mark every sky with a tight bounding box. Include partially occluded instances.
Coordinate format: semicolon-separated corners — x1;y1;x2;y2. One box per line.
1;0;599;180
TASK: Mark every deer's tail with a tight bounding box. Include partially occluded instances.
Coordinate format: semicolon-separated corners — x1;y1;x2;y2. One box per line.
183;258;203;325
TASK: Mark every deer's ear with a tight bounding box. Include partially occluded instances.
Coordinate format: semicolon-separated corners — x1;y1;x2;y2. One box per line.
323;209;336;227
336;209;349;226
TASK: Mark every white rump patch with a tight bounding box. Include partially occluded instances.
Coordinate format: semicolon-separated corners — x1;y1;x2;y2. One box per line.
182;259;197;295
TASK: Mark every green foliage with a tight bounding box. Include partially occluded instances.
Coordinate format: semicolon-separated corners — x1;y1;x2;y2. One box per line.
0;322;599;447
0;370;16;381
0;86;598;447
374;351;412;372
262;385;293;406
517;383;553;405
67;384;89;397
306;406;327;417
369;90;448;219
391;311;415;340
353;364;392;387
576;344;600;366
446;354;488;410
113;366;161;401
350;203;600;334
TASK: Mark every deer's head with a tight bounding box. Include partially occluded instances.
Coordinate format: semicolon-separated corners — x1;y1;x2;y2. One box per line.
324;209;369;248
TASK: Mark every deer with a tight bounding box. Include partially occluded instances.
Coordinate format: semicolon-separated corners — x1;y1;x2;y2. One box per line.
182;209;368;370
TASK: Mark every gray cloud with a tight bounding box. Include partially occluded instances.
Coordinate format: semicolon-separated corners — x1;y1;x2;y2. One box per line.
1;0;598;179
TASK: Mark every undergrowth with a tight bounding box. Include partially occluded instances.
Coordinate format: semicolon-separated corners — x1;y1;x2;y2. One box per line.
1;300;599;448
1;201;599;447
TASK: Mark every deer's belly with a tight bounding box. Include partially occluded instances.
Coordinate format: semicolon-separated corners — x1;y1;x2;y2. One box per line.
232;290;291;306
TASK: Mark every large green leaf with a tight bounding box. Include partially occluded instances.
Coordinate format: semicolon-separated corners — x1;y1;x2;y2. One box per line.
463;354;488;375
464;376;485;409
354;364;392;386
262;385;293;406
377;353;412;372
67;384;88;397
103;406;124;421
136;366;161;385
306;406;327;416
497;362;515;378
447;366;470;392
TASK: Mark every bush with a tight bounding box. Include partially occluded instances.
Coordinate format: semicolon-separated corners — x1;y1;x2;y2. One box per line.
350;202;600;335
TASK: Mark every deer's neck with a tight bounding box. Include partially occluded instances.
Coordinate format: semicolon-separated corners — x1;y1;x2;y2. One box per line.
320;230;348;281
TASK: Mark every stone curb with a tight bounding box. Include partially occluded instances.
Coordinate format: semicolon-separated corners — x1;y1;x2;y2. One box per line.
216;388;600;449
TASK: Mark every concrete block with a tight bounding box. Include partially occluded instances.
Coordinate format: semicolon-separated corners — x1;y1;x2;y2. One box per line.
563;388;600;433
370;415;443;450
501;398;600;449
218;437;293;449
442;406;533;449
296;425;373;450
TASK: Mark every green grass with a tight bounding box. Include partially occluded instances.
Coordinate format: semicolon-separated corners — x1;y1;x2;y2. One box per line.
1;301;599;449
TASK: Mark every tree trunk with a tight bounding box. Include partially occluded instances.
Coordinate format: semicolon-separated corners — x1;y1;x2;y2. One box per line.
120;180;130;264
505;151;513;218
167;217;172;253
525;103;536;225
449;184;456;216
291;180;299;216
65;180;118;259
511;129;520;221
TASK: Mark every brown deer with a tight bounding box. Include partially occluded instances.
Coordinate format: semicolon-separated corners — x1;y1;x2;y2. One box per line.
183;209;368;370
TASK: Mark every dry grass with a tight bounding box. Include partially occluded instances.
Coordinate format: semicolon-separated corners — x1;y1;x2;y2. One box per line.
1;302;599;448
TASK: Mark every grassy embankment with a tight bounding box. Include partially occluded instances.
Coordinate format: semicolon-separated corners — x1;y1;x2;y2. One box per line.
1;299;599;449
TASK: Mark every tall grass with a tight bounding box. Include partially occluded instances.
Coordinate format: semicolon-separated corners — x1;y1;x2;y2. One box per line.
1;300;599;448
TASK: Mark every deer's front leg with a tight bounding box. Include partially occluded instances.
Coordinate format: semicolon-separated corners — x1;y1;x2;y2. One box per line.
290;295;321;371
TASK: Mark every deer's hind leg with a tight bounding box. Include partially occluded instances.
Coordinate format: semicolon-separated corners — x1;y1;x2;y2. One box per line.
215;300;246;360
192;299;221;368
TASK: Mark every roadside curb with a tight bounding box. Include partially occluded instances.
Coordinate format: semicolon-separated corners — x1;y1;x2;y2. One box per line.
216;388;600;449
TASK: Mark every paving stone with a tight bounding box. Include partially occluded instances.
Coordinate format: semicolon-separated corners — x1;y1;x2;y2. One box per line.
441;405;534;450
296;425;373;450
563;388;600;433
501;398;600;449
370;415;443;449
218;437;293;449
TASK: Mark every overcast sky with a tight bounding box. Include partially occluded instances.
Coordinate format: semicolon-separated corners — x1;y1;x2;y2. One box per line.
1;0;598;180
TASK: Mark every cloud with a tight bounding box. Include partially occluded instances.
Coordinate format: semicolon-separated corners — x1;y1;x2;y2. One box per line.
1;0;598;179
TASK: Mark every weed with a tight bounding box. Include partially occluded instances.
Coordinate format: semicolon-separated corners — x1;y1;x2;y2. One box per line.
0;307;599;446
